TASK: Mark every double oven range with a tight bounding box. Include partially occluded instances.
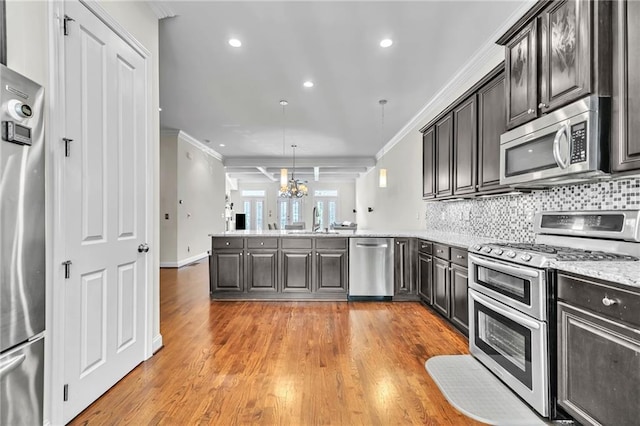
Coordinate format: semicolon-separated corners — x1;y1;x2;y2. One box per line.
467;210;640;419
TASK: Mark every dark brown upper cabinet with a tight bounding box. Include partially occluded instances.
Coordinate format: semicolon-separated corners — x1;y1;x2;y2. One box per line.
611;0;640;172
453;96;477;195
435;113;453;197
422;126;436;199
539;0;591;111
498;0;611;130
477;71;507;192
505;21;538;129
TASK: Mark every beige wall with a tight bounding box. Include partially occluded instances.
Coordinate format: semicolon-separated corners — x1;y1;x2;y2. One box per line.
160;131;226;266
160;133;178;263
229;180;356;230
355;47;505;230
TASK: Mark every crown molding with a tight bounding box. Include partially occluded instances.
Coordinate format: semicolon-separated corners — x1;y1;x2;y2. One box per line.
374;0;536;162
147;0;177;20
161;128;223;161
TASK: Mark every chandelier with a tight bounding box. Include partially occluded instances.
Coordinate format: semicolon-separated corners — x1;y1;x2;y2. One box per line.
279;144;308;198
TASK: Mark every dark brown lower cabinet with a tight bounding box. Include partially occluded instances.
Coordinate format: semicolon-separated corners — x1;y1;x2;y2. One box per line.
433;258;449;317
417;252;433;303
450;264;469;334
315;250;347;293
557;273;640;426
210;250;244;292
246;250;278;292
394;238;417;300
281;251;312;293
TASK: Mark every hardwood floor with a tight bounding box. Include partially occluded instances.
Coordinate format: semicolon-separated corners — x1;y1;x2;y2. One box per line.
69;261;479;425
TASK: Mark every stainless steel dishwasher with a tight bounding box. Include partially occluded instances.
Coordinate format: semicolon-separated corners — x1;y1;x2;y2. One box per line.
348;238;394;299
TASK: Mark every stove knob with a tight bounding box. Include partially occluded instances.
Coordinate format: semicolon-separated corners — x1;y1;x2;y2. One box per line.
506;250;516;258
521;254;532;262
482;246;492;253
473;244;482;251
493;249;504;255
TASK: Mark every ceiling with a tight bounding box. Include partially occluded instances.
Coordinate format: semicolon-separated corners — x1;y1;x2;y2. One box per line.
158;1;528;183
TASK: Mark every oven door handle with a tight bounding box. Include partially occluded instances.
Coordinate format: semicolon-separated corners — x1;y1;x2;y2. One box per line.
470;290;541;330
468;254;541;279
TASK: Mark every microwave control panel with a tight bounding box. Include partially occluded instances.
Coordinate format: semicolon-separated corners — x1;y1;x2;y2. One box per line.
570;121;587;164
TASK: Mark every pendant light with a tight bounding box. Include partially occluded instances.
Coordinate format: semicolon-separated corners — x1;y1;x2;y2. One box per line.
279;100;288;187
378;99;388;188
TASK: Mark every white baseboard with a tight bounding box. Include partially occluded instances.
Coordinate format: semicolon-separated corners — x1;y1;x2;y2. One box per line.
159;251;208;268
152;334;163;354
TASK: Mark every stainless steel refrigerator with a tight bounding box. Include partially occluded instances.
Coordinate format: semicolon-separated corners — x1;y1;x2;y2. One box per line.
0;64;45;425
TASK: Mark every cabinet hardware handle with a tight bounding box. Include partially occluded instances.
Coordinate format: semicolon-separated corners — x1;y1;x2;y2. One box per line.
421;244;428;248
436;249;443;253
456;255;464;259
260;242;264;245
240;252;243;256
226;242;230;246
538;102;548;109
527;108;535;114
602;296;617;307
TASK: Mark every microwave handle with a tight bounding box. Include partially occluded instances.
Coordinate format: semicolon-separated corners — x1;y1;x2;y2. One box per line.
552;124;570;169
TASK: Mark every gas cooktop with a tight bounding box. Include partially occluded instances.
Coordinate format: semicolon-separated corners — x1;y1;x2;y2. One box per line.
470;242;638;268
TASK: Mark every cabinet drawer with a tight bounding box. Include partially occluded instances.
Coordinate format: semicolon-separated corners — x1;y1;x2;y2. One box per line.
450;248;468;266
558;273;640;328
418;240;432;254
433;244;450;260
212;237;244;249
281;238;313;249
247;238;278;249
316;238;347;250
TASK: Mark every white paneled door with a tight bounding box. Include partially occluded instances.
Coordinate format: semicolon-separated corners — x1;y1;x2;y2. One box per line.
62;1;148;422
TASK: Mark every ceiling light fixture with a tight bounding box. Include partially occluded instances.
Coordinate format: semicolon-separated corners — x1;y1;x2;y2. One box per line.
219;143;226;147
380;38;393;48
303;81;314;88
228;38;242;47
279;100;288;187
279;144;308;198
378;99;388;188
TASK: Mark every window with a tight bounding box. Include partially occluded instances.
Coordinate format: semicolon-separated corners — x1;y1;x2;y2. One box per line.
314;190;338;228
241;192;266;230
278;198;304;227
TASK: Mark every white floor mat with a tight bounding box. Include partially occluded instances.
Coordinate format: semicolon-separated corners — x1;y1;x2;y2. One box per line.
425;355;547;426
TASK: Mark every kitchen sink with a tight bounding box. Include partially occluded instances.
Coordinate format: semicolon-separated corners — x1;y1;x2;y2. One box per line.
286;230;340;235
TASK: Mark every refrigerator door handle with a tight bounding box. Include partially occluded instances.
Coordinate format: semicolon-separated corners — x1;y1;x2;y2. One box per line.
0;353;26;379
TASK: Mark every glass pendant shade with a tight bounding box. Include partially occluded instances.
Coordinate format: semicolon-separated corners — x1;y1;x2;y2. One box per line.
379;168;387;188
280;168;288;186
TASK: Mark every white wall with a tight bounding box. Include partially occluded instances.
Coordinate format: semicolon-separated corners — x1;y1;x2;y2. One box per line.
160;131;226;266
229;180;356;229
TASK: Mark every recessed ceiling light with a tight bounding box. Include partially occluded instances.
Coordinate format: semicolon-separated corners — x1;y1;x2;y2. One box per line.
219;143;226;147
380;38;393;48
280;100;288;106
228;38;242;48
303;81;314;88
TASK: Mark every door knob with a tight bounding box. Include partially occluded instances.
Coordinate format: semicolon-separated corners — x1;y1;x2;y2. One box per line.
138;243;150;253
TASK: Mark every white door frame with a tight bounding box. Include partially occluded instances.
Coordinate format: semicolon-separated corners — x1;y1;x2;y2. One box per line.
47;1;156;424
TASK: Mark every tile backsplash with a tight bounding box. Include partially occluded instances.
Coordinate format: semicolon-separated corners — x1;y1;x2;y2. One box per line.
425;176;640;243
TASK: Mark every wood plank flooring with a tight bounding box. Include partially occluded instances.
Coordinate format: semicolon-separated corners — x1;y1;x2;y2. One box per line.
69;261;480;425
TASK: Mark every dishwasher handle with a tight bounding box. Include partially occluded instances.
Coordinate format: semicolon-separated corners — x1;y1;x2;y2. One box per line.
355;243;388;248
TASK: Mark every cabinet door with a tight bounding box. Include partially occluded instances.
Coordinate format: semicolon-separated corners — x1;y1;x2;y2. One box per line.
435;113;453;197
210;250;244;292
612;0;640;172
433;258;449;316
453;96;477;195
505;20;538;129
557;302;640;426
394;239;413;295
246;250;278;292
450;264;469;335
422;127;436;198
315;250;347;293
478;72;507;191
417;253;433;304
281;251;312;293
540;0;591;112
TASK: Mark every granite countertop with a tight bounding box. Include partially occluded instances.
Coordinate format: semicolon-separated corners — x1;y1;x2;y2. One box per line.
549;260;640;289
210;230;639;288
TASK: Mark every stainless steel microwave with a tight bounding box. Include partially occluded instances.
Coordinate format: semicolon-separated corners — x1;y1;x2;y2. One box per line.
500;96;610;187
